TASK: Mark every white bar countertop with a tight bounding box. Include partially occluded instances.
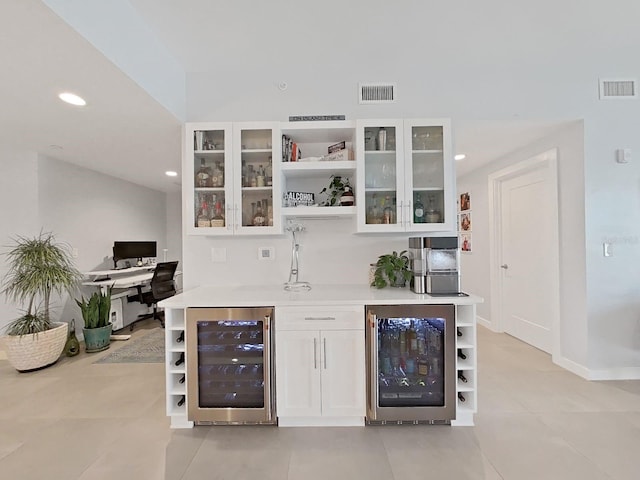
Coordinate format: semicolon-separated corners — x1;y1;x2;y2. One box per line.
159;284;483;309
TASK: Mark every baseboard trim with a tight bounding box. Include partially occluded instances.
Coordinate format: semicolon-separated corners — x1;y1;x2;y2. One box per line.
476;315;497;331
587;367;640;381
554;355;590;379
554;356;640;380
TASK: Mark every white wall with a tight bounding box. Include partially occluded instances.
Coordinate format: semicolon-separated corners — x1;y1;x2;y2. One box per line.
0;150;39;332
457;123;588;371
0;153;170;334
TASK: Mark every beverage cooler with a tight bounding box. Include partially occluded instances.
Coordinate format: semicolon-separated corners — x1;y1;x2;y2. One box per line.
185;307;275;424
366;304;456;423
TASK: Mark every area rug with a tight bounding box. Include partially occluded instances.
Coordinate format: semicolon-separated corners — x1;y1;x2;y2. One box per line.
94;328;165;364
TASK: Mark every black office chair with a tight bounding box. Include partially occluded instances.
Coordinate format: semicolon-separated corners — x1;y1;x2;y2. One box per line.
131;261;179;330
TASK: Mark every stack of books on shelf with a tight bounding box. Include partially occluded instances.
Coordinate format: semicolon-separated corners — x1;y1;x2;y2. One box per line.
281;138;354;163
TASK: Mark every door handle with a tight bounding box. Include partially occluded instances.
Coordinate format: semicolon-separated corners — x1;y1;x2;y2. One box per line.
313;338;317;369
500;264;509;269
323;338;327;369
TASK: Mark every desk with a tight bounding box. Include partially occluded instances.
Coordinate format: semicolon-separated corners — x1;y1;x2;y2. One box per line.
83;266;156;330
82;265;182;330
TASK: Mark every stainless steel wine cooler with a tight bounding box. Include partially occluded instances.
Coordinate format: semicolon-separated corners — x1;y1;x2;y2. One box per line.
366;304;456;423
186;307;275;424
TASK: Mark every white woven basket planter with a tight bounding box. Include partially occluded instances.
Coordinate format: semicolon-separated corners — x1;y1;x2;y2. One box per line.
5;322;68;372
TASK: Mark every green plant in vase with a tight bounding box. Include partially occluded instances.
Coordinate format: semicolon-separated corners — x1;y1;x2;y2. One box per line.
319;175;352;206
371;250;412;288
76;287;113;352
1;231;82;371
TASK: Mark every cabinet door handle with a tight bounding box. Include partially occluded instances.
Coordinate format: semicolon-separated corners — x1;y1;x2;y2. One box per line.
234;204;239;229
313;338;317;369
323;338;327;369
405;201;412;227
304;316;335;321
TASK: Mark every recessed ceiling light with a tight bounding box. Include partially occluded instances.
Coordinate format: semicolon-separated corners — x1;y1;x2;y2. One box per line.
58;92;86;106
165;171;178;177
454;154;466;161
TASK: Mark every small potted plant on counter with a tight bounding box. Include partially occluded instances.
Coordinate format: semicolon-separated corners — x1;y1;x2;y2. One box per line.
76;287;113;353
371;250;412;288
1;232;82;371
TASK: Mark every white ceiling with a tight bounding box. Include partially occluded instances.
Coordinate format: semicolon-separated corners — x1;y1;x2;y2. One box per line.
0;1;570;193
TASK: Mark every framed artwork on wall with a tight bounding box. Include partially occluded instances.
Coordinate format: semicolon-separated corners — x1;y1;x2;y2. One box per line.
460;192;471;211
461;233;472;253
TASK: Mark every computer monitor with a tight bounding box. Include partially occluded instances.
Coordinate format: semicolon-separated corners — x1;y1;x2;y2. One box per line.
113;241;157;268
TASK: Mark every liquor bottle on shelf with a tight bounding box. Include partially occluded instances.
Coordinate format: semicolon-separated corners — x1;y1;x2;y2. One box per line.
408;321;418;354
340;186;355;206
399;328;407;356
458;371;468;383
195;159;213;187
210;201;225;227
266;198;273;226
414;193;425;223
177;395;186;407
197;201;211;228
175;353;185;366
212;161;224;187
457;392;466;403
249;165;257;187
457;349;467;360
266;157;273;186
252;200;266;226
176;331;184;343
256;165;265;187
383;196;393;224
425;194;441;223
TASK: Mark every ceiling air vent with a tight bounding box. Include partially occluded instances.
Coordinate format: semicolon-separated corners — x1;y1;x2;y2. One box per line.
359;83;397;104
599;78;637;99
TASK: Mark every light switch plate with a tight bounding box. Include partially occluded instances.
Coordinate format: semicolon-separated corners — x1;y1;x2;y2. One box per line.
258;246;274;261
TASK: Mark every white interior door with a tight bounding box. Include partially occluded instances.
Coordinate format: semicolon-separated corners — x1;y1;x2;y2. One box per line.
499;163;555;353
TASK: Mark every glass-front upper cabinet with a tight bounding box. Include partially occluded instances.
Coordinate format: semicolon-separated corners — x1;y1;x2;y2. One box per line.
355;119;405;233
186;122;233;236
355;118;454;233
404;118;454;232
232;122;282;235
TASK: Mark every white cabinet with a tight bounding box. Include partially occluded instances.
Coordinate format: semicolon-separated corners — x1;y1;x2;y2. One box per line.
355;118;455;233
184;122;282;235
275;305;365;426
185;122;233;235
279;121;357;218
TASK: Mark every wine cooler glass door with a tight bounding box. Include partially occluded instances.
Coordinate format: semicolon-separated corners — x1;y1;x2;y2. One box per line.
367;304;456;422
186;307;275;424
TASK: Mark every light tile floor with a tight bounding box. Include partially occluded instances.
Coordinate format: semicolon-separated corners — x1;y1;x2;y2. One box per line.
1;321;639;480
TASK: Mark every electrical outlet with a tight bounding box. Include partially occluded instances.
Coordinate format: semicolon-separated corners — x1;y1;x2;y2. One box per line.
258;246;274;261
72;248;79;258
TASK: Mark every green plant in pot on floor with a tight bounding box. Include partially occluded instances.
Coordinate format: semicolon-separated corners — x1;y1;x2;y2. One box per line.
76;287;113;353
1;231;82;371
371;250;412;288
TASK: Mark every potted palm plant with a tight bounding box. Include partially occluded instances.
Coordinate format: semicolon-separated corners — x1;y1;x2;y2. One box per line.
76;287;112;352
1;232;82;371
371;250;412;288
